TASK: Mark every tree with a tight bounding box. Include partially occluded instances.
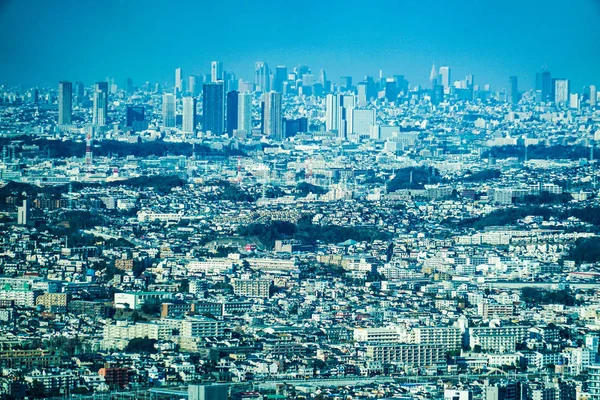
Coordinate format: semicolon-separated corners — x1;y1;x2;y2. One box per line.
125;337;158;354
29;380;45;399
141;299;161;316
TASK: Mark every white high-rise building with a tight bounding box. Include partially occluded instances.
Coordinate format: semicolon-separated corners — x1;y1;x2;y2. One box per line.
554;79;570;105
337;94;355;139
162;93;176;128
92;82;108;126
189;75;199;96
211;61;223;83
350;109;376;137
175;68;183;93
325;94;339;132
237;92;252;133
570;93;580;109
182;96;197;133
254;62;270;92
262;91;282;140
590;85;597;107
439;66;451;94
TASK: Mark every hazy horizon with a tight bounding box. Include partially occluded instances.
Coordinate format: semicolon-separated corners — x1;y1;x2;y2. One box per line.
1;0;599;91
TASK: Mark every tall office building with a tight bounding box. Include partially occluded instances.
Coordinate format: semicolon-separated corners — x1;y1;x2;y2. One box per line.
202;82;225;134
439;66;451;94
262;91;282;140
125;78;134;94
189;75;199;96
126;106;146;132
175;68;183;93
58;81;72;126
93;82;108;126
182;96;197;133
553;79;570;105
508;76;519;104
254;62;270;92
340;76;352;91
589;85;597;107
237;92;253;134
162;93;176;128
356;83;368;106
337;94;355;139
211;61;223;82
430;64;438;88
274;66;288;93
74;81;84;105
535;69;552;103
349;109;376;137
325;94;339;132
226;91;239;135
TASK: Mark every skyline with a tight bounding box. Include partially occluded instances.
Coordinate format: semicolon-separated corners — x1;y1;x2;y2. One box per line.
1;0;599;90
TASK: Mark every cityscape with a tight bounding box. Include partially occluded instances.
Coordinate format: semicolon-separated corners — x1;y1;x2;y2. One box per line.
2;1;600;400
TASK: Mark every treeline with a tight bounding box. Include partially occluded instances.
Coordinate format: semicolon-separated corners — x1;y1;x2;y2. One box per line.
484;145;596;161
521;288;579;306
5;137;245;159
455;207;555;230
568;237;600;264
296;182;328;196
387;167;442;192
460;169;501;182
456;206;600;230
238;215;390;248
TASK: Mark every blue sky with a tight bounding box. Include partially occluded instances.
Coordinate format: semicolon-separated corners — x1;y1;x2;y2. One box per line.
1;0;599;91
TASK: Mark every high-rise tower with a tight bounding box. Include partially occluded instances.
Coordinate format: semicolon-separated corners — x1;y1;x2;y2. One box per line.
262;91;282;140
202;82;225;134
255;62;270;92
211;61;223;83
237;92;253;134
58;81;72;126
162;93;176;128
93;82;108;126
182;96;197;133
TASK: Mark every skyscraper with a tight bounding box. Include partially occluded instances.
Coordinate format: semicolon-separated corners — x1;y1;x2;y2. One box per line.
182;96;197;133
357;83;368;106
202;82;225;134
349;109;376;137
430;64;438;88
175;68;183;93
211;61;223;82
262;91;282;140
589;85;597;107
189;75;199;97
439;66;451;94
125;78;134;94
274;66;288;93
162;93;176;128
126;106;145;132
325;94;339;132
254;62;270;92
74;81;84;105
226;91;239;135
319;69;327;86
535;69;552;103
340;76;352;91
93;82;108;126
58;81;72;126
237;92;253;134
553;79;570;105
508;76;519;105
337;94;355;139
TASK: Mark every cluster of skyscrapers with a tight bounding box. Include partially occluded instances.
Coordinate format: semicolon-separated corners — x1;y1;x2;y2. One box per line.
54;62;598;140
